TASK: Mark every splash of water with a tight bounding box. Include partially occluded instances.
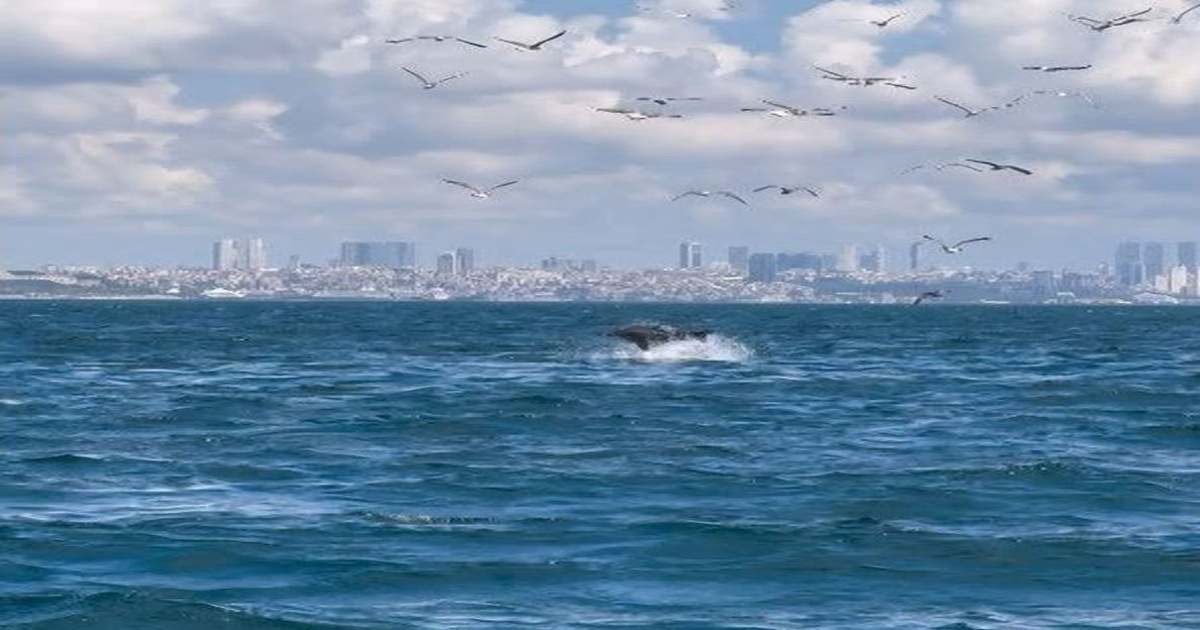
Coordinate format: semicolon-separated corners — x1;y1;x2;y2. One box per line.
609;334;753;363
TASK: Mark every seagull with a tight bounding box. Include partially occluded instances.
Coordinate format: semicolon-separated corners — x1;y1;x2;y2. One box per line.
1022;64;1092;72
1068;8;1153;31
441;178;520;199
923;235;992;254
900;162;984;175
636;96;704;107
870;13;905;28
912;290;944;305
933;94;1024;118
401;66;467;90
753;185;820;197
815;66;914;89
1029;89;1100;108
1172;2;1200;23
740;99;842;118
494;29;567;51
385;35;487;48
672;190;749;205
964;158;1034;175
595;107;682;121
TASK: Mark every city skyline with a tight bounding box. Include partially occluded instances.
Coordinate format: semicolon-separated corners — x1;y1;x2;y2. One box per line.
4;1;1200;269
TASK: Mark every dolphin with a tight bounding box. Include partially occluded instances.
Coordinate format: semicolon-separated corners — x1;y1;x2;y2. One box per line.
610;324;710;350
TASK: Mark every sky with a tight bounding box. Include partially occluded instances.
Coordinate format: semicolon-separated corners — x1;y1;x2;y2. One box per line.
4;0;1200;271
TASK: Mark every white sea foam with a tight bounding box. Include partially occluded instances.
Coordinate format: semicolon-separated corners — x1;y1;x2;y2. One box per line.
609;335;753;363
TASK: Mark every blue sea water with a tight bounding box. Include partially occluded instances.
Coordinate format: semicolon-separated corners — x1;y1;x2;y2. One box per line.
2;300;1199;629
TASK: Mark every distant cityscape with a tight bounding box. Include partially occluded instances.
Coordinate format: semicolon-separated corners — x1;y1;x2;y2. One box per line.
0;238;1196;304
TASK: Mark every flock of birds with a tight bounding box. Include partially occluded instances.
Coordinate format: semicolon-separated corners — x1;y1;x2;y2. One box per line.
383;1;1200;303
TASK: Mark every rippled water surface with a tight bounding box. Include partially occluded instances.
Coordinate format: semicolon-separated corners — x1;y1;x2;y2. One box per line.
2;301;1199;629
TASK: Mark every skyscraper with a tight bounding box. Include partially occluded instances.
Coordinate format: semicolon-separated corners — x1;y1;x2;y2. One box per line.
454;247;475;276
859;244;886;272
339;242;416;268
436;251;456;276
212;239;238;271
1143;242;1164;284
1178;241;1197;272
909;241;923;272
836;244;859;273
1114;241;1142;286
747;253;776;282
728;245;749;275
679;241;702;269
212;238;266;271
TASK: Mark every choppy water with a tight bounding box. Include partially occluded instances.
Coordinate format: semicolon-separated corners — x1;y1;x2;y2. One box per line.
2;301;1199;629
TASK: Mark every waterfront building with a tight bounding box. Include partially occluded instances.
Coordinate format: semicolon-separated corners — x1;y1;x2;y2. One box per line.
748;253;777;282
1143;242;1164;285
213;238;266;271
836;244;859;273
455;248;475;276
1178;242;1197;272
1114;241;1142;286
339;242;416;268
679;241;702;269
728;246;749;275
909;241;922;272
436;251;456;276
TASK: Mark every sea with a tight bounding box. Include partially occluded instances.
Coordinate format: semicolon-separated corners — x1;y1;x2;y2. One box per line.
2;300;1198;630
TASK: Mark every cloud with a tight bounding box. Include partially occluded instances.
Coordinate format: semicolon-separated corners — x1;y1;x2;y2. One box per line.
3;0;1200;269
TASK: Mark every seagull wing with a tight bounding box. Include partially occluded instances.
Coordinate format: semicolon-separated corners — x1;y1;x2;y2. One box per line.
886;81;917;90
401;66;430;85
435;71;468;85
385;37;415;44
1174;3;1200;22
934;95;975;116
801;187;820;197
952;237;992;248
1120;7;1154;20
761;99;798;113
964;158;1002;169
1003;164;1034;175
486;180;519;192
899;164;926;175
941;162;984;172
455;37;488;48
672;191;703;201
597;107;635;114
813;65;849;80
442;179;484;194
752;185;781;192
718;191;749;205
530;29;567;48
493;36;531;49
922;234;949;249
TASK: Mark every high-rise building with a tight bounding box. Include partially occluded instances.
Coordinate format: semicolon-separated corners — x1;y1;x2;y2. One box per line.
860;244;886;272
1143;242;1165;284
1114;241;1142;286
836;244;859;273
436;251;456;276
339;242;416;268
212;238;266;271
454;247;475;276
679;241;702;269
213;239;238;271
728;246;749;275
776;252;823;272
909;241;923;271
748;252;777;282
1178;242;1197;272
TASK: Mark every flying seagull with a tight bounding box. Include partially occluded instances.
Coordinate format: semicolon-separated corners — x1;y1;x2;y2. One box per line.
870;13;905;28
494;29;567;51
923;235;992;254
740;99;841;118
1022;64;1092;72
1029;89;1099;108
900;162;984;175
595;107;682;121
933;94;1024;118
1068;8;1153;31
965;158;1034;175
815;66;915;90
636;96;704;107
441;178;520;199
753;185;820;197
672;190;749;205
401;66;467;90
912;290;944;305
1172;2;1200;23
385;35;487;48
